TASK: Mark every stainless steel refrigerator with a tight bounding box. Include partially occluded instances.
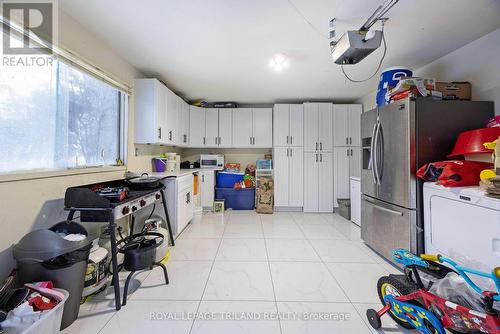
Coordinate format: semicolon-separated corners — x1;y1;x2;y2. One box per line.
360;97;493;263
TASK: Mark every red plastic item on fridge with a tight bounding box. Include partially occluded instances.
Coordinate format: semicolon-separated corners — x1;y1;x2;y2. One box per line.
447;127;500;158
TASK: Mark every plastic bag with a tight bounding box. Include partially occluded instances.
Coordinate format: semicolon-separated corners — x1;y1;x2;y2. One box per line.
429;273;487;312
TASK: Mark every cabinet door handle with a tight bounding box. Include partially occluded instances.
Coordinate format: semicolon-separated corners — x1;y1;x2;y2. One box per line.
158;128;162;139
250;137;252;145
290;136;293;145
169;130;173;141
320;142;322;151
346;137;348;145
350;149;353;156
320;153;322;162
203;137;206;145
315;142;318;151
286;148;289;157
349;137;352;145
290;148;292;157
286;135;289;144
316;154;318;162
215;136;217;145
202;175;204;182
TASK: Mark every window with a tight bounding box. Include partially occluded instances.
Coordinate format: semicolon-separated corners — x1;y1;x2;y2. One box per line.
0;32;126;174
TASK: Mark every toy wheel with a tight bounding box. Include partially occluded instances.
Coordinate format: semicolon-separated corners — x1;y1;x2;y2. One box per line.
377;275;419;329
366;309;382;329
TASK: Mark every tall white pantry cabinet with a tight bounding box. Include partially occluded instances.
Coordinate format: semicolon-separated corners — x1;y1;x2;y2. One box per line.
333;104;362;208
303;103;333;213
273;104;304;209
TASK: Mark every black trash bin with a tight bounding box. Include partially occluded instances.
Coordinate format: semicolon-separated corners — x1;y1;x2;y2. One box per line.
13;221;91;330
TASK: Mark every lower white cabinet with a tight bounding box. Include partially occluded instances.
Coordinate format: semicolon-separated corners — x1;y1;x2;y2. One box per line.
200;170;215;208
350;177;361;226
333;147;361;207
163;174;194;238
274;147;303;208
303;152;333;212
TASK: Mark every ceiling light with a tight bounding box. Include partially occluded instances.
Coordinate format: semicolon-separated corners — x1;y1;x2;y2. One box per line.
269;53;289;72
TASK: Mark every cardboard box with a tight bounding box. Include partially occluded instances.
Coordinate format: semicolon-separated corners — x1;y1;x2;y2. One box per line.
435;81;471;100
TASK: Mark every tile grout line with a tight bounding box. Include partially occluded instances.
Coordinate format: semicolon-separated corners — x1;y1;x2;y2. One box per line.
260;214;284;334
301;217;376;333
187;212;229;334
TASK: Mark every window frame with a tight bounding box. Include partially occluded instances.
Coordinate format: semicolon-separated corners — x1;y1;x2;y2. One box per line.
0;16;130;181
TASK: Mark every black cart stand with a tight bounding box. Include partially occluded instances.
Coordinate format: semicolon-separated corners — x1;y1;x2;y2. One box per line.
64;185;174;311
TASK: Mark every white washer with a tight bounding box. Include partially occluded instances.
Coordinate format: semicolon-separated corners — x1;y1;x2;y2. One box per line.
423;182;500;274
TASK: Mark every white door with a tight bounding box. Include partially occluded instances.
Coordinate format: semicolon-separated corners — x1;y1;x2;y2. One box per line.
303;103;318;152
350;178;361;226
157;83;168;144
181;101;190;146
333;104;349;147
200;170;215;208
303;152;319;212
232;108;253;147
165;88;178;144
318;103;333;152
289;147;304;207
289;104;303;147
348;104;362;146
189;106;205;147
318;152;333;212
205;108;219;148
333;147;350;207
253;108;273;147
349;147;361;178
273;104;289;147
273;147;289;207
218;109;232;147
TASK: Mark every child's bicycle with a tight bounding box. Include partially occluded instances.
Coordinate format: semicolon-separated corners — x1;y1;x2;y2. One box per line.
366;249;500;334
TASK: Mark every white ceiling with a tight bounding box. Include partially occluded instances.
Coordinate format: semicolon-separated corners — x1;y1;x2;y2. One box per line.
60;0;500;104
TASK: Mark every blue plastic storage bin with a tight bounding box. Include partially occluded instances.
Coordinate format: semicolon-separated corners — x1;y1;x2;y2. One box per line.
216;171;245;188
215;188;255;210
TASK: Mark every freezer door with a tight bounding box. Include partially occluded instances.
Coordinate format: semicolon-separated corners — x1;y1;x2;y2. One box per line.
360;109;378;198
361;195;417;264
377;100;416;209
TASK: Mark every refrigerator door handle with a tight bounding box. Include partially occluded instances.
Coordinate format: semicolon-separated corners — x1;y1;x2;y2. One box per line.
376;123;384;183
370;121;379;184
373;121;381;185
364;197;403;216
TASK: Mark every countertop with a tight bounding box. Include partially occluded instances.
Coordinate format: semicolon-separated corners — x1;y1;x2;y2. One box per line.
129;168;223;179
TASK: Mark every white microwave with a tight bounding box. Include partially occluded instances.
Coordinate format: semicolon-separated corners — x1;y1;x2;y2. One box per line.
200;154;224;169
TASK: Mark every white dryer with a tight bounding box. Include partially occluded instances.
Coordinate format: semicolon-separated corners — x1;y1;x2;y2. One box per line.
423;182;500;274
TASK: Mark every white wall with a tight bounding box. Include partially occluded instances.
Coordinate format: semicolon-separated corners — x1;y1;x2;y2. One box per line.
0;11;173;279
358;28;500;115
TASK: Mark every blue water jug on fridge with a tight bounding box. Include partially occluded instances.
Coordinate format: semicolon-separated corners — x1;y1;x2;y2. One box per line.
376;67;412;107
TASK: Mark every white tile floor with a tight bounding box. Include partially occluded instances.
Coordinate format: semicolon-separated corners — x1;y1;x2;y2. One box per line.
63;211;412;334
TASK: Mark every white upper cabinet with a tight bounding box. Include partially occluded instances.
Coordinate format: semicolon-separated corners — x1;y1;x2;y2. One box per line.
304;103;332;152
232;108;272;148
178;97;190;146
189;106;206;147
349;104;362;147
218;108;232;147
205;108;219;148
333;104;362;147
273;104;303;147
232;108;253;147
273;104;289;147
318;103;333;152
165;88;178;145
289;104;304;147
134;79;167;144
252;108;272;148
304;103;319;152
